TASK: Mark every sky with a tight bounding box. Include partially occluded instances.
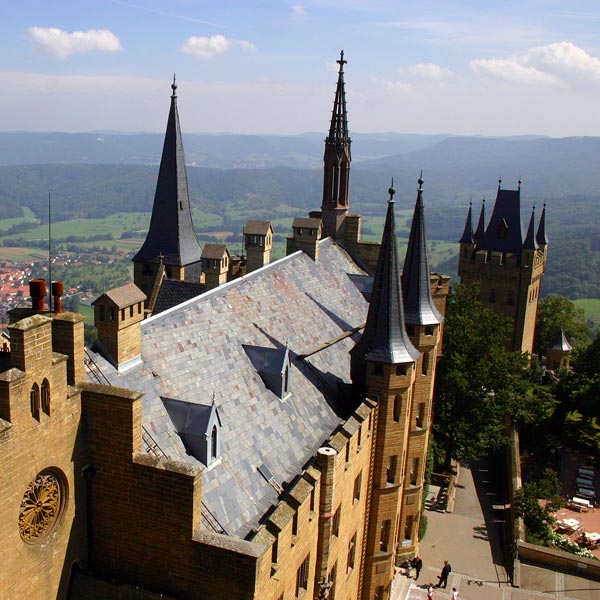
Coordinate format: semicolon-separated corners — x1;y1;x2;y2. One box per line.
2;0;600;136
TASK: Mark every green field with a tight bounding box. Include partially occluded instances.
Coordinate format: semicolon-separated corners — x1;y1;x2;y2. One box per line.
573;299;600;331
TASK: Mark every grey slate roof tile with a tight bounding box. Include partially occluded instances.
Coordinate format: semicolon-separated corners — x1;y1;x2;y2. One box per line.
86;239;368;537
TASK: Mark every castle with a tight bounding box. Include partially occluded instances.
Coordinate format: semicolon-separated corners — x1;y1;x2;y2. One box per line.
0;52;545;600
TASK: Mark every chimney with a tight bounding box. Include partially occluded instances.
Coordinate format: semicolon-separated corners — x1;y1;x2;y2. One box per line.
29;279;46;311
52;281;64;314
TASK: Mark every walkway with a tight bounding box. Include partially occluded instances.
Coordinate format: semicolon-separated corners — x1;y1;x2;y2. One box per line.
392;461;600;600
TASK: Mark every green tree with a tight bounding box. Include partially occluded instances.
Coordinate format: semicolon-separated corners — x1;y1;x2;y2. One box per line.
535;295;591;355
433;284;546;469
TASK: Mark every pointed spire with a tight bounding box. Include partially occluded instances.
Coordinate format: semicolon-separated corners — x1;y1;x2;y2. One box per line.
402;174;443;326
320;51;352;238
523;206;538;250
474;198;486;241
548;328;572;352
133;79;202;268
328;50;349;143
536;202;548;245
459;202;474;244
351;185;419;381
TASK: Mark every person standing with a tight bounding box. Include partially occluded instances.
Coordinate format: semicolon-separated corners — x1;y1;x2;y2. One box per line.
412;555;423;580
437;560;451;588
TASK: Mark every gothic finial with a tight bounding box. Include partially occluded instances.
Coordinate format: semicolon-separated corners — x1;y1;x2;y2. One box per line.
171;74;177;96
518;176;522;190
388;178;395;203
337;50;346;70
498;176;502;190
418;170;424;190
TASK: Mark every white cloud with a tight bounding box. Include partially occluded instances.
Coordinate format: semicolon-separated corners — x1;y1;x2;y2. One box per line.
470;58;557;85
181;35;255;60
471;42;600;87
28;27;122;59
378;78;412;94
292;5;306;18
400;63;452;80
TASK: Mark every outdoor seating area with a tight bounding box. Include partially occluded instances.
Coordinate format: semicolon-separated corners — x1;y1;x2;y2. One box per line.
550;457;600;558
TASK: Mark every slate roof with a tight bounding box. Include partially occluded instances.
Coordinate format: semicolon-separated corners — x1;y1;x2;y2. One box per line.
132;81;202;267
523;208;539;250
459;202;474;244
245;220;272;236
86;239;369;537
479;187;525;253
201;244;229;260
402;179;443;326
153;279;205;315
548;328;572;352
292;217;322;230
351;192;419;381
92;283;146;309
474;199;486;242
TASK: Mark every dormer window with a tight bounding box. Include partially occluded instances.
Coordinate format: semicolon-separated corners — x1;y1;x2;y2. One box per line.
162;397;222;466
244;345;292;400
498;219;508;239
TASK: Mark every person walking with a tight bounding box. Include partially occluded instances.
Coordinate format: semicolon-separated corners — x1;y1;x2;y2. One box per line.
437;560;451;588
427;583;434;600
412;555;423;580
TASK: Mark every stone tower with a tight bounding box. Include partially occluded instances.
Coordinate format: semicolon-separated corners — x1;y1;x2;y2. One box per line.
458;181;548;355
320;50;351;240
133;78;203;304
244;220;273;273
399;175;443;558
351;185;420;599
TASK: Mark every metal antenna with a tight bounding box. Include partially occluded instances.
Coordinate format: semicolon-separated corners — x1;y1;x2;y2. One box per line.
48;191;52;314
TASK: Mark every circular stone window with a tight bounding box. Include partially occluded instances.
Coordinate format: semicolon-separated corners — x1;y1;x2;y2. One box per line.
18;469;66;543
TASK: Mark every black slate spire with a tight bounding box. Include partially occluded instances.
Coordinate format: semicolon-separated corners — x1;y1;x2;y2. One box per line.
133;78;202;267
459;202;474;244
523;206;538;250
351;182;419;382
402;175;443;326
536;203;549;245
474;198;486;242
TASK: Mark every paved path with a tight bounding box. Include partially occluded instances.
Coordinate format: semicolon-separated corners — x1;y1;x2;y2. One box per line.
391;462;600;600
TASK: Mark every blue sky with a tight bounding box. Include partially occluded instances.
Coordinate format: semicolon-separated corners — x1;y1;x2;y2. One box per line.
2;0;600;135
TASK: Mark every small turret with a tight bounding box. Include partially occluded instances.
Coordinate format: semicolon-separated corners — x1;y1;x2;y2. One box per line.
351;183;419;384
523;206;538;251
546;328;572;371
474;198;486;242
536;203;549;247
459;202;474;245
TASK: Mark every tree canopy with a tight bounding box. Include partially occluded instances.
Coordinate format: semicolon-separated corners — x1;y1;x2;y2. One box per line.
433;284;554;469
534;295;591;356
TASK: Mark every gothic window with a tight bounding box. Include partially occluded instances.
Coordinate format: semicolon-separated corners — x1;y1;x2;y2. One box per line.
41;379;50;416
393;396;401;422
296;554;310;597
328;562;337;600
332;505;341;537
272;535;279;565
30;382;40;421
347;533;356;572
404;515;414;542
410;458;420;486
353;472;362;502
386;455;398;485
380;519;391;552
396;364;407;376
415;403;425;429
425;326;433;336
422;352;429;376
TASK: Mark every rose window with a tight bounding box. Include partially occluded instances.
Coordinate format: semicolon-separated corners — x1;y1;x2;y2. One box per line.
18;470;64;542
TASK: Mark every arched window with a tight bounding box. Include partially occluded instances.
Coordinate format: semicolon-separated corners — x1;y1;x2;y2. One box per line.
41;379;50;416
422;353;429;376
210;425;218;462
30;383;40;421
